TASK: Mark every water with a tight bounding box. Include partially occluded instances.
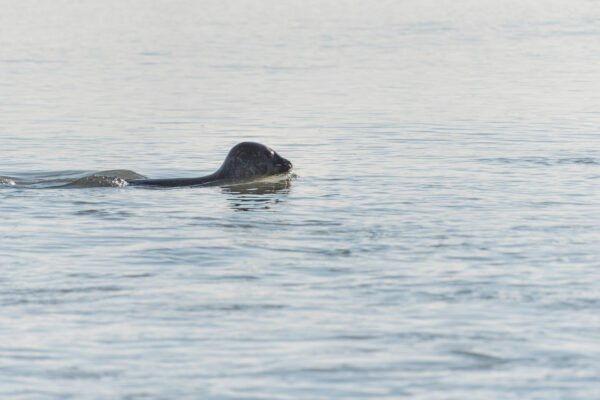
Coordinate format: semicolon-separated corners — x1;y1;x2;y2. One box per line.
2;0;600;398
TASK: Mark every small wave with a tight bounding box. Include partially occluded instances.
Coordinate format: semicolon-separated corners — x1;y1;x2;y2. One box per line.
480;157;600;166
58;169;149;188
60;170;147;188
558;157;599;165
0;177;16;186
61;175;129;188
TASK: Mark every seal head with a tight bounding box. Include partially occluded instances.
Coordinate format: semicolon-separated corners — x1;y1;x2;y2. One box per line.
215;142;293;180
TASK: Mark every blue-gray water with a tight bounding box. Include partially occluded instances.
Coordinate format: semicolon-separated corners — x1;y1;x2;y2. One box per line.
2;1;600;398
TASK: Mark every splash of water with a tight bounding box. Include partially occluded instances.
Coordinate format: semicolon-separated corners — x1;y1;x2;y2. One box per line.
0;177;16;186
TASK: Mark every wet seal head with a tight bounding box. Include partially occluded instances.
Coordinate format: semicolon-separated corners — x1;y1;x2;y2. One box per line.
216;142;293;181
127;142;293;187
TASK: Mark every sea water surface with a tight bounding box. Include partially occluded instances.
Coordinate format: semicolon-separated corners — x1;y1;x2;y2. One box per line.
2;0;600;398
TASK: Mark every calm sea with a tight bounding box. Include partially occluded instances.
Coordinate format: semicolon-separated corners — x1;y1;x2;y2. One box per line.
2;0;600;398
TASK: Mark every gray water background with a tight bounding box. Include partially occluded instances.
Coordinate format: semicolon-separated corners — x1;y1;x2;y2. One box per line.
2;0;600;398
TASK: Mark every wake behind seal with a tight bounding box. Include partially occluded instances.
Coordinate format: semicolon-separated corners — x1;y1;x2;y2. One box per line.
127;142;293;187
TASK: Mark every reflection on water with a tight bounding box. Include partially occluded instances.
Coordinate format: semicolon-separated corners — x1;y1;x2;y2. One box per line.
222;175;292;211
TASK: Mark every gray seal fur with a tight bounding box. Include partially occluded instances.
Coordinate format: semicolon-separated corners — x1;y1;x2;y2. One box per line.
127;142;293;187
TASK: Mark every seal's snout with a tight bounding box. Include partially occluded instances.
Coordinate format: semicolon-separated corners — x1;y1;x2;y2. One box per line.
271;150;292;173
276;158;293;173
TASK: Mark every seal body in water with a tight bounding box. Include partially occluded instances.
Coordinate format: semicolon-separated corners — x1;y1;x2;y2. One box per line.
127;142;293;187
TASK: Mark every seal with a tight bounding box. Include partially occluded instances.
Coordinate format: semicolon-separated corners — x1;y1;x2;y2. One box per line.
127;142;293;187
